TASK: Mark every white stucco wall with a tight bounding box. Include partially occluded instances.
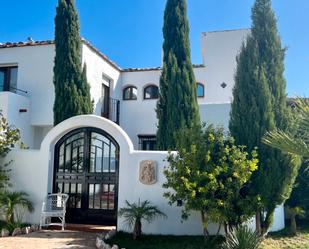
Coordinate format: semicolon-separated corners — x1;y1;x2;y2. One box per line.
199;103;231;130
120;66;230;148
7;115;285;235
0;45;55;126
120;70;160;147
0;92;34;147
0;41;123;147
7;149;47;223
118;29;250;148
81;43;121;116
33;125;53;150
0;29;250;150
201;29;250;104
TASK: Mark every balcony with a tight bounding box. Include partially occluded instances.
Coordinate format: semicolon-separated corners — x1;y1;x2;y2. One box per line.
0;91;30;119
101;98;120;124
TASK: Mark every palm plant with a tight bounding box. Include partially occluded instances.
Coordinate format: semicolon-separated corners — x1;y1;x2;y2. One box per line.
0;191;34;224
286;206;305;236
118;199;167;240
263;98;309;159
221;226;261;249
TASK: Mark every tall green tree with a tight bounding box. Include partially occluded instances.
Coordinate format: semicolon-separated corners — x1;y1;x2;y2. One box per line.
53;0;92;125
229;0;301;235
156;0;200;150
264;99;309;234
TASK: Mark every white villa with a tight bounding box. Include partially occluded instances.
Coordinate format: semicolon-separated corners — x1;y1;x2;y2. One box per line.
0;29;285;235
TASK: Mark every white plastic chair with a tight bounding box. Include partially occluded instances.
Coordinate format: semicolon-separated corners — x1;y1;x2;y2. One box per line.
39;193;69;231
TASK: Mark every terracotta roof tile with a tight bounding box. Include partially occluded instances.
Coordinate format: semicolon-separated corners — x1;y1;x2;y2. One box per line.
122;64;205;72
202;28;251;35
0;39;205;73
0;39;122;71
0;40;54;48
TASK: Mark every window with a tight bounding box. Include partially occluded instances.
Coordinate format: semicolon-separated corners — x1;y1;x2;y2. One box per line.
138;135;156;151
123;86;137;100
144;85;159;99
0;66;18;93
196;83;204;98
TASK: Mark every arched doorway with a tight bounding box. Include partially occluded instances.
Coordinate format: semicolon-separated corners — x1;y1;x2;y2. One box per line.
53;127;119;225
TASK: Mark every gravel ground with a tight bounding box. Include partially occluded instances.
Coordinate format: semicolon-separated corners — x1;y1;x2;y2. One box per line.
0;230;97;249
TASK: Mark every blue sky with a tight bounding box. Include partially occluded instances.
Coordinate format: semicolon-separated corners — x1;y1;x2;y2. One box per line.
0;0;308;96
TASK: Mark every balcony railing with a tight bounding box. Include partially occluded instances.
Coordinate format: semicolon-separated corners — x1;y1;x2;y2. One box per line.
0;86;29;97
101;98;120;125
9;86;28;96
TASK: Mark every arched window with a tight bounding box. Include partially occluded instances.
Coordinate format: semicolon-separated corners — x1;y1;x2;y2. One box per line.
123;86;137;100
197;83;204;98
144;85;159;99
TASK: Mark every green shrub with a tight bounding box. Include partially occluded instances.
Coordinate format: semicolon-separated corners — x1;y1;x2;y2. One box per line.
118;199;167;240
0;191;34;224
6;221;22;234
221;226;261;249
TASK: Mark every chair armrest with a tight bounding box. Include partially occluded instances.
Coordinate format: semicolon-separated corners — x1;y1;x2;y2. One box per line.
42;201;46;212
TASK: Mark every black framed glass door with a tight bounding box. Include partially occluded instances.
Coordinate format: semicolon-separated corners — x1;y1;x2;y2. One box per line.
101;84;110;119
53;128;119;225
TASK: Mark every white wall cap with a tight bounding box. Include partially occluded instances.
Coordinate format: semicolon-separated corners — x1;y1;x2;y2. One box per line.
40;115;135;153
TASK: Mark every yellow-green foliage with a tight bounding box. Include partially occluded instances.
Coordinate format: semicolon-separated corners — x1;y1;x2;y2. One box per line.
163;125;259;231
0;113;20;190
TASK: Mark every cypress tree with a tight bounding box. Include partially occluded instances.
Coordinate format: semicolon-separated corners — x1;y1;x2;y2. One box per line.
229;0;301;235
53;0;92;125
80;64;93;114
156;0;200;150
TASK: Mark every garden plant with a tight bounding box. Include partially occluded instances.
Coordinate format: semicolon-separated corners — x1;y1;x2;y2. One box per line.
163;124;259;240
119;199;167;240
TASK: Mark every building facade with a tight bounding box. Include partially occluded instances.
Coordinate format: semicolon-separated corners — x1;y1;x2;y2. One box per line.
0;29;285;234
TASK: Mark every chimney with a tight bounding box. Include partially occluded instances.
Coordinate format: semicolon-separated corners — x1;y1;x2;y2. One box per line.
27;37;34;43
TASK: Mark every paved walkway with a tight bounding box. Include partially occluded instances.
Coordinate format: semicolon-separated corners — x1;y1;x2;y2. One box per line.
0;230;97;249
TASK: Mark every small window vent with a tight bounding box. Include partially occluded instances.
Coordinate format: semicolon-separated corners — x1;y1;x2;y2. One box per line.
221;82;227;89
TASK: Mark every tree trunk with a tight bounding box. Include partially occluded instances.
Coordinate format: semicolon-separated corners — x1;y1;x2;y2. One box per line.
6;210;14;224
133;219;142;240
255;210;262;236
216;222;222;236
261;210;274;236
290;213;297;236
224;222;229;236
201;211;209;242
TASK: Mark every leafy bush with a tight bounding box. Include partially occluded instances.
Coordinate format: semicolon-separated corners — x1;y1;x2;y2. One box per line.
163;124;259;239
221;226;261;249
0;113;20;190
6;221;22;234
0;219;6;230
118;199;167;240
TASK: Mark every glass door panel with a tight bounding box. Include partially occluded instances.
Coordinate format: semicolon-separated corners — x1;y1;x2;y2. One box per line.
0;69;5;91
54;128;119;225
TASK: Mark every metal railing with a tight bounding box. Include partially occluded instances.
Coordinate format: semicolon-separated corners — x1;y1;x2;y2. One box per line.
9;86;28;96
0;85;29;97
101;98;120;125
